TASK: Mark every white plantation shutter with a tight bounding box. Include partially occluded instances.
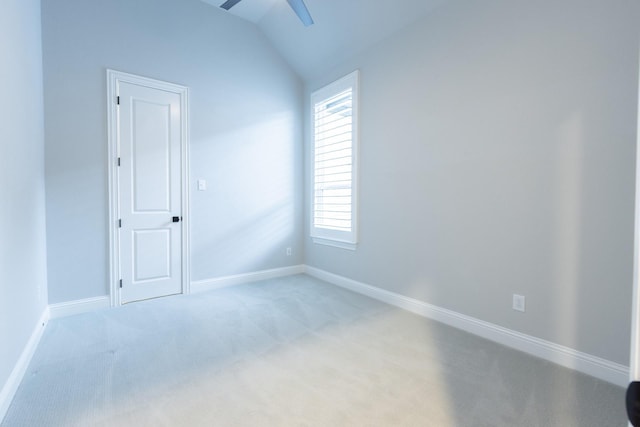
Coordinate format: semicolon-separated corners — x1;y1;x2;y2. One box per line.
314;89;352;231
311;71;359;248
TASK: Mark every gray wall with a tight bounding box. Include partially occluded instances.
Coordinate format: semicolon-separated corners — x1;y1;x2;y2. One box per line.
0;0;48;398
42;0;304;303
304;0;640;365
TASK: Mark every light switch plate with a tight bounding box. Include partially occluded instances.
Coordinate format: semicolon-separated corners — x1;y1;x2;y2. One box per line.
197;179;207;191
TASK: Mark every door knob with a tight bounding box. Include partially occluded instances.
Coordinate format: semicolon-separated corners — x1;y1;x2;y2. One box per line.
172;216;181;223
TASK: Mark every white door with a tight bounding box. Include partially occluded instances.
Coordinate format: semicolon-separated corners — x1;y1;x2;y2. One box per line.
117;81;183;304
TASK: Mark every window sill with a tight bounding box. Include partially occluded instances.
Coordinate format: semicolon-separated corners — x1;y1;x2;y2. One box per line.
312;237;357;251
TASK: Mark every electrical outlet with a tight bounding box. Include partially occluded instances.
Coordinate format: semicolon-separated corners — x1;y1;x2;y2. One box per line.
286;247;292;256
513;294;526;312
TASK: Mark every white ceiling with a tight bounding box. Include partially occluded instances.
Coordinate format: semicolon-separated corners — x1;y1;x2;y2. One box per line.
201;0;448;80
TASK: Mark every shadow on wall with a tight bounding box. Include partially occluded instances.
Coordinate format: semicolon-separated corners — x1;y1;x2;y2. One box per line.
196;200;295;275
190;109;300;280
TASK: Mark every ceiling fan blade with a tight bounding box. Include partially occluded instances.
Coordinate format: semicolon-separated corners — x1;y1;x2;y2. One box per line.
220;0;242;11
286;0;314;26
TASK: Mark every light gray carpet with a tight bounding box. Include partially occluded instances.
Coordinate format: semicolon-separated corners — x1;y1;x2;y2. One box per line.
1;274;626;426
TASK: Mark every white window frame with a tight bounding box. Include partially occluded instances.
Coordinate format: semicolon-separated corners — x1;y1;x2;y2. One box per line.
310;70;359;250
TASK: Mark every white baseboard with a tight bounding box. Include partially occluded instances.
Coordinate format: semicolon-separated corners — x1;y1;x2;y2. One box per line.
304;265;629;387
191;265;306;294
48;266;308;317
48;296;110;319
0;307;50;423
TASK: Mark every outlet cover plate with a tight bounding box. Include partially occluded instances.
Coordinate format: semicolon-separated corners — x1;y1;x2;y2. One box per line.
513;294;526;312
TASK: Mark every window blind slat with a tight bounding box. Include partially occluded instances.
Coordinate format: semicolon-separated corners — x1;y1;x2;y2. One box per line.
315;129;352;144
316;141;351;152
314;179;352;188
314;111;352;124
316;156;352;166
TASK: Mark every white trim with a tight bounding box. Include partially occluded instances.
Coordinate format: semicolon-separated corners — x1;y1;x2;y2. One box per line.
312;237;357;251
629;44;640;385
106;70;191;307
107;70;118;307
310;70;360;247
304;265;629;387
191;265;306;294
0;308;49;423
48;296;111;319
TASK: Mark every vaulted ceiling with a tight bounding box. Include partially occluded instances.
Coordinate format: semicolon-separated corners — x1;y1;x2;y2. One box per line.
201;0;447;80
201;0;279;23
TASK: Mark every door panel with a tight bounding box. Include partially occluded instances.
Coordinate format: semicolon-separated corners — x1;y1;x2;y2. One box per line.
132;100;171;212
133;229;171;282
119;82;182;303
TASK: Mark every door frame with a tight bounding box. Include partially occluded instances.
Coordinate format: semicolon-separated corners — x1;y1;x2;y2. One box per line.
631;51;640;388
106;69;191;307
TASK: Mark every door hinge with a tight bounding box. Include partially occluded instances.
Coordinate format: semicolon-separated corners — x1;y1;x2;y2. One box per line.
118;219;122;228
116;96;120;105
119;279;123;288
117;157;121;167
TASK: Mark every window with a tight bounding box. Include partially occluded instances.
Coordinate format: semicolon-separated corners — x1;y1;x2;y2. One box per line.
311;71;359;250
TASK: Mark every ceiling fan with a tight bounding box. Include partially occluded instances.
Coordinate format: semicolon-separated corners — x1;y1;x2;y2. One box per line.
220;0;314;26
